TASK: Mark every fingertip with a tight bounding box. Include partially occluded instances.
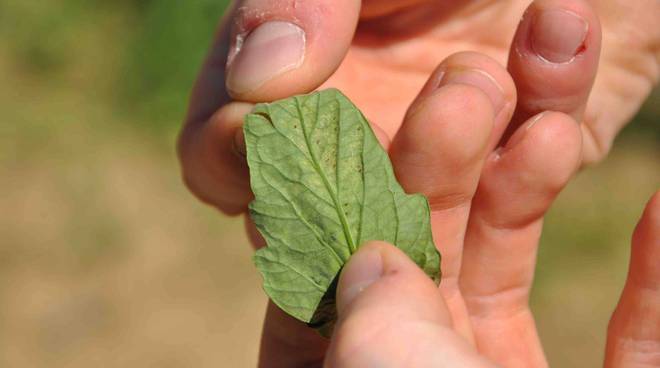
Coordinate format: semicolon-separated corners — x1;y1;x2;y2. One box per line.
394;84;494;174
435;51;517;132
225;0;360;101
357;240;395;253
206;102;255;160
336;242;385;315
178;102;255;216
606;190;660;367
499;111;582;180
337;241;417;314
631;190;660;270
329;242;453;367
530;112;583;175
514;0;601;67
643;190;660;222
395;51;517;179
508;0;601;123
414;52;516;122
337;240;447;319
479;111;582;227
226;20;307;97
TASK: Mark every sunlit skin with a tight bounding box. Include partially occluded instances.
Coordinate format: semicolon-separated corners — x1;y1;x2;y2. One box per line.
320;1;658;161
177;0;659;367
326;191;660;367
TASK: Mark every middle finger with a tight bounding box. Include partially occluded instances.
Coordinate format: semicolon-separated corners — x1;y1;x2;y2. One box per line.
390;51;516;341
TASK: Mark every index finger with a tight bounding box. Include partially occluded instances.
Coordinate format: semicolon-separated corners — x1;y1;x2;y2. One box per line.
179;0;360;215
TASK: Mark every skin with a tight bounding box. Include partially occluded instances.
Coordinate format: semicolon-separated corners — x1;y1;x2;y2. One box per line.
176;0;659;366
327;192;660;367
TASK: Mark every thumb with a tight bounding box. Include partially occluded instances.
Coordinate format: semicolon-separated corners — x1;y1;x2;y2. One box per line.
225;0;360;101
325;242;493;367
335;241;449;322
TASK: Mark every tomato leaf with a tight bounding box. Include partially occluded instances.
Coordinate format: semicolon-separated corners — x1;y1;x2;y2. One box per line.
245;89;440;336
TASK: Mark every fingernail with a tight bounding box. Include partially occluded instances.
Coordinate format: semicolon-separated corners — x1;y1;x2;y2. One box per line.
531;9;588;64
507;111;547;148
438;68;505;115
526;111;548;131
226;21;306;95
337;246;383;314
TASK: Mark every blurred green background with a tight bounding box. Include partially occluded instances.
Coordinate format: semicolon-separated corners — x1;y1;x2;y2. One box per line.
0;1;658;367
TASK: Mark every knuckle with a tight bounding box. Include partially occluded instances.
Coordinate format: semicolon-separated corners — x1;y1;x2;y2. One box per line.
464;284;530;321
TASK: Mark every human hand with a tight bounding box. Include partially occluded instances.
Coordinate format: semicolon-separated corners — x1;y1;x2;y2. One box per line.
178;0;660;215
325;191;660;367
175;0;659;366
254;69;584;367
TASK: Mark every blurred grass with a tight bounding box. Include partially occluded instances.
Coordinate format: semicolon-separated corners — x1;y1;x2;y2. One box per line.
0;1;658;367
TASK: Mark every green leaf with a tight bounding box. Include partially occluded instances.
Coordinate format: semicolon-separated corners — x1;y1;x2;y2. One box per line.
245;89;440;335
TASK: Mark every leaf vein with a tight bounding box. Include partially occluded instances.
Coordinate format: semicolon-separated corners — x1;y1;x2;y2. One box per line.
258;166;345;265
295;95;356;254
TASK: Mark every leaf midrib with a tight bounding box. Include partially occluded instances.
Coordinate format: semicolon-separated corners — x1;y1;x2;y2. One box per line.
293;96;356;256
